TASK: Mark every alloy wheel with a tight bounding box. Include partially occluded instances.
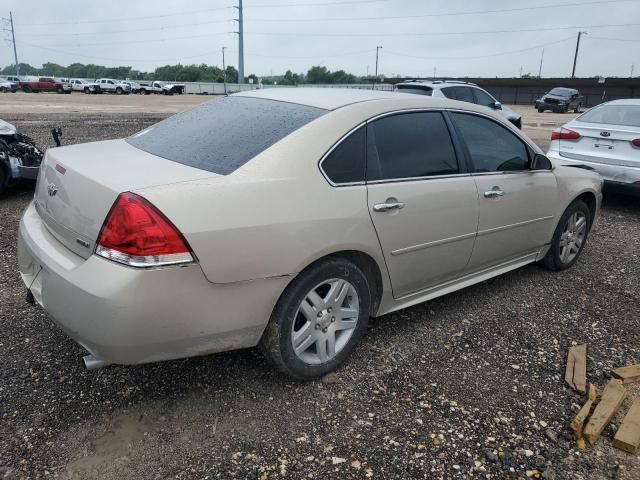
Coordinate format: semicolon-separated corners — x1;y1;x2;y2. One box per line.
291;278;359;365
559;211;587;263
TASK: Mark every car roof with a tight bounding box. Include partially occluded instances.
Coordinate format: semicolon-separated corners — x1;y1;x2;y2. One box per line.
235;87;413;110
601;98;640;106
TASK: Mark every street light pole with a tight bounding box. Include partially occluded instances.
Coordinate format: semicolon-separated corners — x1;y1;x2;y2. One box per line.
374;45;382;90
571;31;586;78
538;48;545;78
222;46;228;95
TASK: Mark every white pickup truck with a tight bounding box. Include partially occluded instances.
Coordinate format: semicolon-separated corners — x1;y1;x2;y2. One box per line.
138;81;185;95
69;79;97;94
94;78;131;94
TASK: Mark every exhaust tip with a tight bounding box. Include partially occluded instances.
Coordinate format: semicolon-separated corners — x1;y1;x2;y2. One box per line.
82;354;110;370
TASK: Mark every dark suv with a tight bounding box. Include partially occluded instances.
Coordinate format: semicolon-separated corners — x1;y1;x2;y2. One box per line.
534;88;583;113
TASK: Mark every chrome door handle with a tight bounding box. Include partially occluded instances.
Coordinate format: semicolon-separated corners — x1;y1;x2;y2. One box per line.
484;188;505;198
373;202;405;212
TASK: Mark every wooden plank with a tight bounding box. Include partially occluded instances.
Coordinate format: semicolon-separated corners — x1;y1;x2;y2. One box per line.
565;344;587;393
570;384;597;438
613;398;640;454
584;379;627;445
612;364;640;384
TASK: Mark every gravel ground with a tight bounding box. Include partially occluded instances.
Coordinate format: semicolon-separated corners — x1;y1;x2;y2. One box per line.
0;110;639;480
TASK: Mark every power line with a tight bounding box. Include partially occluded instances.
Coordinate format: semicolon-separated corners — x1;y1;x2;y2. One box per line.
245;0;390;7
16;6;233;27
245;22;640;37
588;35;640;42
25;19;233;38
384;37;575;61
246;0;638;22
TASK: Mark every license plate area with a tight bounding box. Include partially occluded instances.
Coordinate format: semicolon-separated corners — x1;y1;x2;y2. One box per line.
593;138;614;150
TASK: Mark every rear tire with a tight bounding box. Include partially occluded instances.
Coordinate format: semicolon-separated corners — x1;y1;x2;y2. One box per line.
116;87;123;95
540;200;591;271
57;87;63;94
537;108;544;113
23;86;32;93
260;257;371;381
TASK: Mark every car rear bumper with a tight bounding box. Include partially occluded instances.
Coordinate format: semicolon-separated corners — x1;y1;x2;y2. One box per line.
17;201;287;366
547;152;640;187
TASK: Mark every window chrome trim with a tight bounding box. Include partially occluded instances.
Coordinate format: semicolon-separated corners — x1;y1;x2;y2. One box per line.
318;121;367;187
367;173;471;185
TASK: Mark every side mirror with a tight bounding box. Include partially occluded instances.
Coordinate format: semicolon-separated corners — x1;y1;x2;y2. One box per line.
492;101;502;110
531;153;552;170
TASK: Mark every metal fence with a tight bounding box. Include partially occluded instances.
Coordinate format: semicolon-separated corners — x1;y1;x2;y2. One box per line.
181;82;393;95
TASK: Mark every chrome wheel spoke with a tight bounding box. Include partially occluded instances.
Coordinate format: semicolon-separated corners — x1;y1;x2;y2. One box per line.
306;290;325;310
293;322;317;355
299;300;317;322
335;318;357;331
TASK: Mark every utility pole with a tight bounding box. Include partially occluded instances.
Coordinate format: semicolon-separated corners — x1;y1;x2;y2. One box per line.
571;31;586;78
631;64;635;78
9;12;19;76
373;46;382;89
234;0;245;84
222;46;228;95
538;48;545;78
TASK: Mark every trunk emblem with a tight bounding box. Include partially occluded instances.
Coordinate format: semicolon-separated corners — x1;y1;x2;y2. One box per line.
47;183;58;197
599;131;611;137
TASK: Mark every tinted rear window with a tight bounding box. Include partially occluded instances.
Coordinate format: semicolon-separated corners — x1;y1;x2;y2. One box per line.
126;96;326;175
396;85;433;96
577;104;640;127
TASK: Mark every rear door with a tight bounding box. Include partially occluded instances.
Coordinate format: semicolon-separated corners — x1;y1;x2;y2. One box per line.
450;112;557;271
366;111;479;298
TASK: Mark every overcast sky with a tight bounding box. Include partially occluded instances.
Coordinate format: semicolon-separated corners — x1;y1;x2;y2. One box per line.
3;0;640;78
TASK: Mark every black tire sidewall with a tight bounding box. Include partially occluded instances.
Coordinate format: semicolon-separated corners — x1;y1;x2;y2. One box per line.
547;200;591;270
263;258;371;380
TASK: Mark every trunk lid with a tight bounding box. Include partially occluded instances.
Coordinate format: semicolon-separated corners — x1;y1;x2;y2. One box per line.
559;121;640;168
34;139;217;258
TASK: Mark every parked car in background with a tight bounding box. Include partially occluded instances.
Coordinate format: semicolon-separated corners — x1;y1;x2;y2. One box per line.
3;75;21;83
547;99;640;192
0;79;18;93
94;78;131;94
121;81;141;93
535;88;583;113
20;77;71;94
395;80;522;129
0;118;43;195
139;81;185;95
69;78;97;94
17;88;602;380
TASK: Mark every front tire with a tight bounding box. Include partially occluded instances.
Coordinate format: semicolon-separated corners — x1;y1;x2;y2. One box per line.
261;257;371;380
540;200;591;271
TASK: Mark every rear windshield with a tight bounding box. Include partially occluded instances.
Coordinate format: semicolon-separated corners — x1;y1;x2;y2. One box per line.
396;85;433;96
126;96;327;175
548;88;574;97
577;104;640;127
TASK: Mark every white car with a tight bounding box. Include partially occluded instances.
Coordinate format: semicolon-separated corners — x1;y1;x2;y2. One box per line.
69;79;97;94
17;89;602;380
0;79;18;93
547;99;640;191
95;78;131;94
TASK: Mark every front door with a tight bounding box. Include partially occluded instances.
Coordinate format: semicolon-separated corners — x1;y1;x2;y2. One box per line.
449;112;558;271
366;111;479;298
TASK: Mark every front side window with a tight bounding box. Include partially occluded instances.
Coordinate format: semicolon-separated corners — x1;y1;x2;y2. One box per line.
366;112;459;181
452;113;529;172
321;127;365;184
472;88;496;107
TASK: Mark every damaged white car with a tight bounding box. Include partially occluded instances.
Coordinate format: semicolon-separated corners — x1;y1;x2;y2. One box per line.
0;119;43;195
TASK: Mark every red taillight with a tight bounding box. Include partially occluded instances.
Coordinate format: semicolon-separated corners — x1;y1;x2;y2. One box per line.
95;192;194;267
631;138;640;148
551;128;581;141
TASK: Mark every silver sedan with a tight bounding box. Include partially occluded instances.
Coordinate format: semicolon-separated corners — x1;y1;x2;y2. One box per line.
547;98;640;191
18;88;602;380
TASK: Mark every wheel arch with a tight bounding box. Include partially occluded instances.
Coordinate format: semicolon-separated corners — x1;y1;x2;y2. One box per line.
573;190;597;226
280;249;385;317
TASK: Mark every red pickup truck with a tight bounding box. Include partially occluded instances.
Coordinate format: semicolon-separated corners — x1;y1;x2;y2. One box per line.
20;77;71;94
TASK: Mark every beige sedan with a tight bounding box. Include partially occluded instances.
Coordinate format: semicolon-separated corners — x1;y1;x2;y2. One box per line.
18;88;602;380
